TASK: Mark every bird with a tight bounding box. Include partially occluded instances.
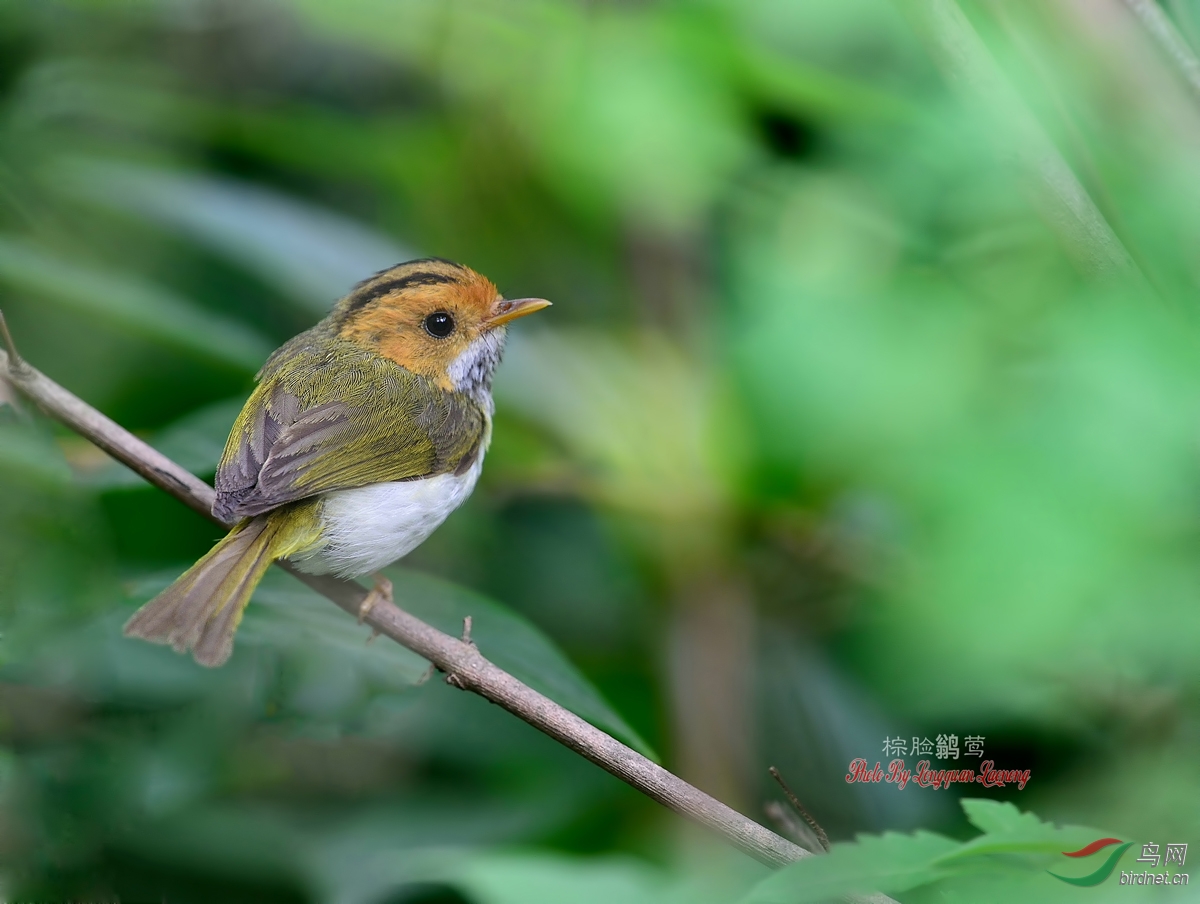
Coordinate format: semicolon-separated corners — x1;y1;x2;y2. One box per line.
123;258;550;667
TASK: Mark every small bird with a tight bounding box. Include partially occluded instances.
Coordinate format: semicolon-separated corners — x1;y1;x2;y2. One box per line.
124;258;550;667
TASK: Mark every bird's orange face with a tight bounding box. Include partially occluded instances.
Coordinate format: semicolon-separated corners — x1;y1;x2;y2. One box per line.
336;259;550;393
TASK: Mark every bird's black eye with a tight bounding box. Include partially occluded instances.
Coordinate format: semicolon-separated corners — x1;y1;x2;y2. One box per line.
423;311;455;338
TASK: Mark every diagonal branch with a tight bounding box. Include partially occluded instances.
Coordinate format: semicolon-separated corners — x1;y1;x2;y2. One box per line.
1;316;806;861
0;316;902;903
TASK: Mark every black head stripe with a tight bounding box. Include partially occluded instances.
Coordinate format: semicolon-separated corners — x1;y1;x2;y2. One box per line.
349;258;464;291
341;264;464;317
349;263;400;293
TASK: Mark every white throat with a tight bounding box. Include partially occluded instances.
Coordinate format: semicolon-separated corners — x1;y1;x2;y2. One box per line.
447;326;506;407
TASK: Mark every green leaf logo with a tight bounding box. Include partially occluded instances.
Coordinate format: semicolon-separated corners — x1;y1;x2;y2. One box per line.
1048;839;1133;886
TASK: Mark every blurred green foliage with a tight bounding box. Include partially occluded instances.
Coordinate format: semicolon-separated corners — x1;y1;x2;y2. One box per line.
3;0;1200;901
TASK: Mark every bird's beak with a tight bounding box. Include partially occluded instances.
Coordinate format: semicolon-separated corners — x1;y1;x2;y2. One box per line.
487;297;552;328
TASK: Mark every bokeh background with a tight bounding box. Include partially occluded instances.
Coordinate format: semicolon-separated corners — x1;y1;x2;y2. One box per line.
3;0;1200;901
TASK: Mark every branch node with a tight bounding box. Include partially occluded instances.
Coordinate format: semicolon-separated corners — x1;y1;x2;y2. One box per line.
769;766;831;852
0;310;30;376
443;617;477;689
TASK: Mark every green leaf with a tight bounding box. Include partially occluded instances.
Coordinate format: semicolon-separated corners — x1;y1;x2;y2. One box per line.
122;564;655;758
938;799;1119;866
59;159;412;314
445;849;770;904
0;421;73;486
108;567;431;707
384;566;658;761
916;868;1128;904
345;843;766;904
452;852;668;904
0;236;273;370
739;831;963;903
961;799;1044;835
246;569;433;689
739;800;1135;904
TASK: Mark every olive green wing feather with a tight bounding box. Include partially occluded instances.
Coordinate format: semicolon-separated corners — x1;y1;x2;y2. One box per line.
213;335;484;522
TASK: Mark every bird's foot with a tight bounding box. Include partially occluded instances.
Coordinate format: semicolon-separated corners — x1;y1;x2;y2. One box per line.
359;574;393;624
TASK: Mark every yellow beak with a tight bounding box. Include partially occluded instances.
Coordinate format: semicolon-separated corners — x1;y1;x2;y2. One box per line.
487;297;552;328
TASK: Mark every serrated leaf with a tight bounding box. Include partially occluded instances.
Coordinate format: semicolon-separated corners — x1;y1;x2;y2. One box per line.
961;799;1045;835
938;801;1117;867
0;236;272;369
739;831;963;904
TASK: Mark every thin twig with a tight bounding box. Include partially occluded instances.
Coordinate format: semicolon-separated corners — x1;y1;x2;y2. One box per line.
769;766;831;852
0;314;22;414
0;311;28;374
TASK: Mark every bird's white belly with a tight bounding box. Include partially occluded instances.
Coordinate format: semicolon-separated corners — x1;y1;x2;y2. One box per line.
291;456;482;578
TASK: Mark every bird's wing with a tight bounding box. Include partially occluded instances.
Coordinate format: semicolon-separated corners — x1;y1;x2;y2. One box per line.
213;336;484;522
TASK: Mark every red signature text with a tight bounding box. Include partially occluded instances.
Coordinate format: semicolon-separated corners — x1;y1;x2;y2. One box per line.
846;758;1030;790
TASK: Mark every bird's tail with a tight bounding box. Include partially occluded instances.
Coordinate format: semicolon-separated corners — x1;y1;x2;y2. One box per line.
124;515;283;667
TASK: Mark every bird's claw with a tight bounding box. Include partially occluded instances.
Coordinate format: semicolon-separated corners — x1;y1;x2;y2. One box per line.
359;574;393;624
